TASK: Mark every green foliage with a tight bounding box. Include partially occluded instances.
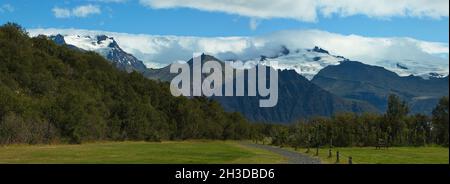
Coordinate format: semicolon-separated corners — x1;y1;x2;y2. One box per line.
0;23;254;145
268;95;449;147
384;94;410;145
432;97;449;146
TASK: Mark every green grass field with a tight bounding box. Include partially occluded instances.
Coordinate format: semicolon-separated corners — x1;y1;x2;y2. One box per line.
1;141;447;164
289;146;449;164
0;141;286;164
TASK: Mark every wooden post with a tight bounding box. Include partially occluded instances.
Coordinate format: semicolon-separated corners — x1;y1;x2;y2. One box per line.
328;149;332;158
306;141;310;153
348;156;353;164
336;151;340;163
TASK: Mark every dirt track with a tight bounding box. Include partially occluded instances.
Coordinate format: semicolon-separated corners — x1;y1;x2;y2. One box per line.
242;143;321;164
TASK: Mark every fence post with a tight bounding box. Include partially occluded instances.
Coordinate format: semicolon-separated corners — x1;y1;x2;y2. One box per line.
348;156;353;164
336;151;340;163
315;146;319;156
328;149;332;158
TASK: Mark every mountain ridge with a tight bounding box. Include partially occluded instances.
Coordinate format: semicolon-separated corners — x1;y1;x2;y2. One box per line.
146;54;378;123
312;60;449;114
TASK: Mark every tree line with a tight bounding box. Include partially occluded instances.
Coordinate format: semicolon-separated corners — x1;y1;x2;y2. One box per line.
264;95;449;147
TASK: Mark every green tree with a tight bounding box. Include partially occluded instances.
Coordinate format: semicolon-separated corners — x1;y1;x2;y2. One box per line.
384;94;409;145
432;97;449;146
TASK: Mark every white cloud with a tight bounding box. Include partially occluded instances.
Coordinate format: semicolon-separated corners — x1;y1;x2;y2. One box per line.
140;0;318;22
139;0;449;22
52;7;72;18
0;4;14;13
72;5;101;17
28;28;449;77
89;0;129;3
52;5;101;18
318;0;449;19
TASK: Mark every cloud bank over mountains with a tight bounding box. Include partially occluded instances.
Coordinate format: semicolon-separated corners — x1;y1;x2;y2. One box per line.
140;0;449;22
29;28;449;77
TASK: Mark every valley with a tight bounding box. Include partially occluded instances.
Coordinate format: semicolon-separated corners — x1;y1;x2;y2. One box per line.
0;23;448;165
0;2;449;182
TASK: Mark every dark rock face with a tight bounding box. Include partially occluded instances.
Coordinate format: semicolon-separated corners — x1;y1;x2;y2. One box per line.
146;55;377;123
50;34;148;73
49;34;66;45
310;46;330;54
105;40;148;73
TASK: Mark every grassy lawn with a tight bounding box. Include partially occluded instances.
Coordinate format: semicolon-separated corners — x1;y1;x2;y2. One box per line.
0;141;286;164
288;146;449;164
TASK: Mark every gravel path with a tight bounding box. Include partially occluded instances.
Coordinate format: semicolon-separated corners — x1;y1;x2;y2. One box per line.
242;143;321;164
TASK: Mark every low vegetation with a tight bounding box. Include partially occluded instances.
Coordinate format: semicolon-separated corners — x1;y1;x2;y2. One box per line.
0;141;286;164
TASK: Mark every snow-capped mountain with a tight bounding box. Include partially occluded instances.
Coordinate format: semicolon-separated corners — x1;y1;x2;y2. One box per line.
238;46;347;80
49;34;147;73
30;28;448;81
374;59;448;80
39;30;448;80
234;45;448;80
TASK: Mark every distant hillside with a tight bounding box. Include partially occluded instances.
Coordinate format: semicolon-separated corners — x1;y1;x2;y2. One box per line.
147;54;377;123
312;61;449;114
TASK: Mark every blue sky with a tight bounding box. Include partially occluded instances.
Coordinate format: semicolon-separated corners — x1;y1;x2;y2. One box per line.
0;0;448;43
